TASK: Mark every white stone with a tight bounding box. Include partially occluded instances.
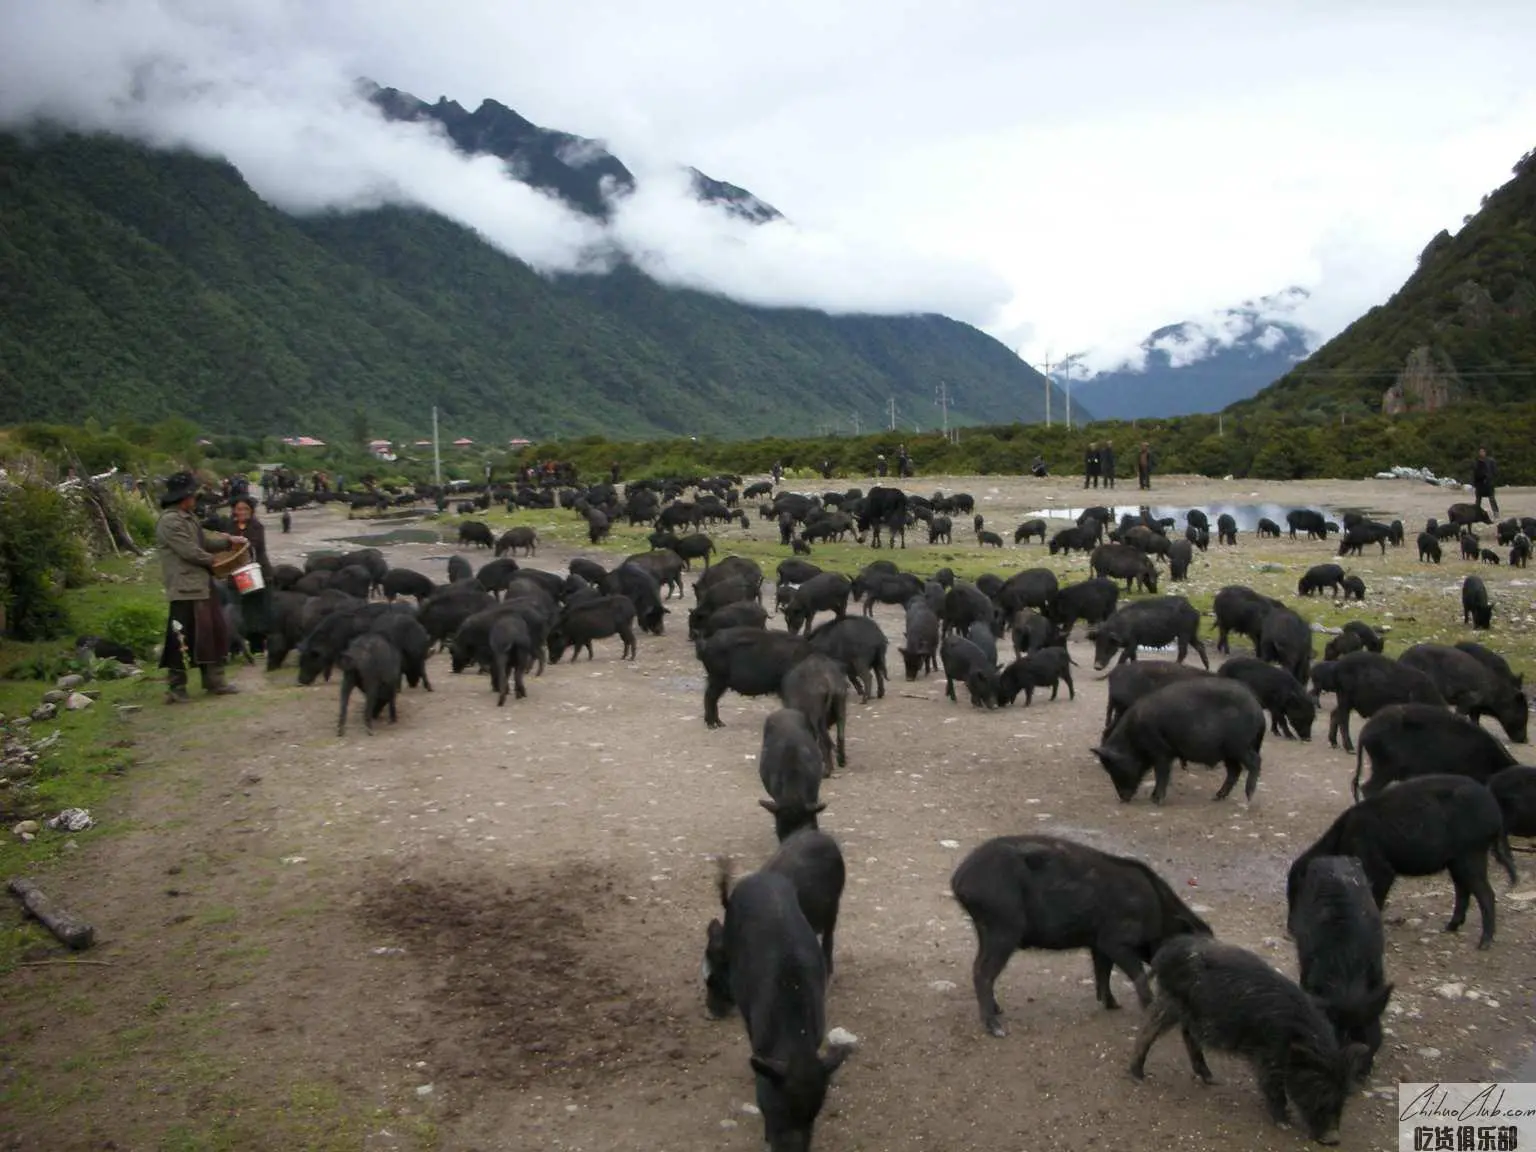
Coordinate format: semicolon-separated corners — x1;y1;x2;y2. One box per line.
826;1027;858;1048
1434;983;1465;1000
929;980;957;992
1417;1047;1442;1059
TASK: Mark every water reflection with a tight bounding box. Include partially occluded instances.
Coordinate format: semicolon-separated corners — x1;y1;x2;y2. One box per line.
1021;503;1389;533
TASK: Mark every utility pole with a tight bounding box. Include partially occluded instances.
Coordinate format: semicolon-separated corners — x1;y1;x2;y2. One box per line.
935;382;951;437
1065;359;1073;432
432;405;441;487
888;397;897;431
851;411;861;438
1042;352;1052;428
1218;412;1224;437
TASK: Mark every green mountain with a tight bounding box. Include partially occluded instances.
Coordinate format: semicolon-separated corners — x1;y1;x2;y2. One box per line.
1232;148;1536;420
0;128;1062;443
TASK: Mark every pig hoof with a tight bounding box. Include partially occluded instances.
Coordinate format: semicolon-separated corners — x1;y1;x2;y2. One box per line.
985;1021;1007;1038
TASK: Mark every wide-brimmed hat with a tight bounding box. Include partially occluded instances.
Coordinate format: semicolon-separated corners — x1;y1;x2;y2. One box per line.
160;471;200;508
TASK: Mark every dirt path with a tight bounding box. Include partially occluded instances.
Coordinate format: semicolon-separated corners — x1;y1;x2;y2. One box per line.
4;472;1535;1152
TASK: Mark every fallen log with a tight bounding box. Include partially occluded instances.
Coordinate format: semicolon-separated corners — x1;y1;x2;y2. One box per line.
7;878;95;950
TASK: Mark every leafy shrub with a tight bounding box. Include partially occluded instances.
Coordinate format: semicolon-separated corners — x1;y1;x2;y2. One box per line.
120;499;158;547
101;602;165;661
0;478;90;641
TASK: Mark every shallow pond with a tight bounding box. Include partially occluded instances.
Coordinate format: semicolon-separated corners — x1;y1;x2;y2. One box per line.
1021;502;1394;532
332;527;441;547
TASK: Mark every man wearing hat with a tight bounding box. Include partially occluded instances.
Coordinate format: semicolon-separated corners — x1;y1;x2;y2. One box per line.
155;472;247;703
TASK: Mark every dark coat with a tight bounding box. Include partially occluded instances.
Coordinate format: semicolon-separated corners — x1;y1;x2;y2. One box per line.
241;516;273;578
1473;456;1497;497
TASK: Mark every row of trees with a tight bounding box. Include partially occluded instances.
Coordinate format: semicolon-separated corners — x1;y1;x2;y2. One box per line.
519;400;1536;487
13;396;1536;503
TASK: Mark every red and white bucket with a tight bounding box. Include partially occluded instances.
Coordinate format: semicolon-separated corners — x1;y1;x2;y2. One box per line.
231;563;265;594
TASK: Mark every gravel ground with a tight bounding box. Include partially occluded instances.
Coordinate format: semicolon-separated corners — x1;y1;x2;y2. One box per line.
3;471;1533;1152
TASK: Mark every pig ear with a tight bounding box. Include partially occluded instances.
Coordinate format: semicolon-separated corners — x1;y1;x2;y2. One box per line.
750;1055;789;1085
758;798;780;813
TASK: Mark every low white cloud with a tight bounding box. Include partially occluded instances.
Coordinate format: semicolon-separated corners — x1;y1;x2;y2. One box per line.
0;0;1007;322
1;0;1533;370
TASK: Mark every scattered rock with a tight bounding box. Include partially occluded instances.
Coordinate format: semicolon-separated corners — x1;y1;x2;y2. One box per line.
415;1084;433;1097
938;839;960;849
30;704;57;722
1417;1047;1442;1059
826;1027;859;1048
1435;983;1465;1000
65;693;94;712
115;705;143;716
929;980;957;992
47;808;93;833
11;820;40;838
41;691;67;705
55;674;85;691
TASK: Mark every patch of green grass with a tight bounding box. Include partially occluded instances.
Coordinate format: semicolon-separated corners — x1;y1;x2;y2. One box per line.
194;905;240;928
435;504;1536;677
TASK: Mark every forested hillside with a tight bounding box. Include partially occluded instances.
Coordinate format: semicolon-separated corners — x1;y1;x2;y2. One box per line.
0;131;1061;442
1234;148;1536;419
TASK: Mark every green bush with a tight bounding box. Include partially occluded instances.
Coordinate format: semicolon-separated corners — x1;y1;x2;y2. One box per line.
0;478;90;641
121;499;158;547
101;602;165;660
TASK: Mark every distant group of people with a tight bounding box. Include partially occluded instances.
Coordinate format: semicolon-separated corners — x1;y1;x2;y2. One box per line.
1079;440;1155;490
872;445;913;480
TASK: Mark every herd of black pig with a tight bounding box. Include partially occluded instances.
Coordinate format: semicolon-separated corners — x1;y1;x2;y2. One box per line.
249;482;1535;1150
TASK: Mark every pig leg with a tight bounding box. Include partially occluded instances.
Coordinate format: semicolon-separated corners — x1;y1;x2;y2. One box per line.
1256;1063;1290;1124
1062;670;1075;700
970;924;1015;1038
1179;1026;1216;1084
1104;947;1153;1007
1241;750;1262;800
337;674;354;737
1090;949;1119;1009
704;677;729;727
1448;853;1497;948
1128;997;1180;1078
1149;758;1175;805
1188;636;1210;670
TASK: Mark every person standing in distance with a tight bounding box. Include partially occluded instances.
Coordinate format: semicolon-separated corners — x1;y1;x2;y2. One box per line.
1472;447;1500;518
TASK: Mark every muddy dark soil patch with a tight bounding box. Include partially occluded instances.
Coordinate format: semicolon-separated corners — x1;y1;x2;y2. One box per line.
357;859;693;1098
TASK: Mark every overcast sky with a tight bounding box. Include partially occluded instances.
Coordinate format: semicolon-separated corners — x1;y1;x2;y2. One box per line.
3;0;1533;376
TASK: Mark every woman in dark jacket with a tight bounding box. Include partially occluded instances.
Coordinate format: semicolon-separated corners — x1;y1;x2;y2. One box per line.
230;494;273;654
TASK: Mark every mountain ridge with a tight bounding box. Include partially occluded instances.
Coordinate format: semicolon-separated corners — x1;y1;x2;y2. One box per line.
1231;148;1536;419
362;81;784;225
0;114;1065;442
1070;290;1313;419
